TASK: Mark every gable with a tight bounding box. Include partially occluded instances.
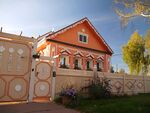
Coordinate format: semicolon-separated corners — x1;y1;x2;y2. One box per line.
46;18;113;54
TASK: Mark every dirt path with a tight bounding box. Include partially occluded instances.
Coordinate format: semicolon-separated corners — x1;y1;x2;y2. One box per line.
0;102;80;113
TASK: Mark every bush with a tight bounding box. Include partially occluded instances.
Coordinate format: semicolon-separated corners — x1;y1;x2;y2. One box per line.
82;77;112;99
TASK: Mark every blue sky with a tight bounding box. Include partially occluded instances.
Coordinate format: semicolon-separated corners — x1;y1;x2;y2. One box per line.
0;0;149;72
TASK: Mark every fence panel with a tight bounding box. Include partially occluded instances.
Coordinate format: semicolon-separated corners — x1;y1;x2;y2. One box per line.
56;69;150;95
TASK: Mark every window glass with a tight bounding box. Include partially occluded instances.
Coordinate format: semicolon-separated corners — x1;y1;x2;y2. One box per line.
97;60;103;71
74;59;78;68
79;35;83;41
61;57;66;65
97;62;100;69
83;36;87;42
87;61;90;69
79;34;87;43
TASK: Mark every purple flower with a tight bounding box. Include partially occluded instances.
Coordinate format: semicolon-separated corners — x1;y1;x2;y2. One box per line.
60;88;77;98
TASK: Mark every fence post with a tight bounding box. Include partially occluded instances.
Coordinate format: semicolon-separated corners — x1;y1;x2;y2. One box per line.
93;65;98;82
51;58;56;100
123;74;125;94
143;75;146;93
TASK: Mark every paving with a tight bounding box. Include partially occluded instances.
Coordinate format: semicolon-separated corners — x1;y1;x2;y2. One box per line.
0;102;80;113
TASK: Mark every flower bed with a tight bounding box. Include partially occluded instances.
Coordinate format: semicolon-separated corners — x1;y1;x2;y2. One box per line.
60;86;77;105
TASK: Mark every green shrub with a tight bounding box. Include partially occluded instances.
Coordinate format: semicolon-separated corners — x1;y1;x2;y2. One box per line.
82;77;112;99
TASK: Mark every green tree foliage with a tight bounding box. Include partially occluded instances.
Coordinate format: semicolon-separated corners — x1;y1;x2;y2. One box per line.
145;29;150;49
113;0;150;28
143;30;150;74
122;31;145;75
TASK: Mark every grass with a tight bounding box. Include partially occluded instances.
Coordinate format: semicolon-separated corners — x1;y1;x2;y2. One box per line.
67;94;150;113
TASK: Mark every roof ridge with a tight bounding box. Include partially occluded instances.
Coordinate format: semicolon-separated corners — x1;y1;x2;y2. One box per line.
46;17;87;38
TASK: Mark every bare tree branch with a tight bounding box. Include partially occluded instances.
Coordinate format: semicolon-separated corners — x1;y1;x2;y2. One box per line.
114;0;150;27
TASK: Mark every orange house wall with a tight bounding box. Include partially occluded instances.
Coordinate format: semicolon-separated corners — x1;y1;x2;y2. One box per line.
51;21;109;53
46;41;110;72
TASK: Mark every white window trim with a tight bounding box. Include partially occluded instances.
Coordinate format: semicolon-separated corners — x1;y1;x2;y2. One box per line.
78;32;88;44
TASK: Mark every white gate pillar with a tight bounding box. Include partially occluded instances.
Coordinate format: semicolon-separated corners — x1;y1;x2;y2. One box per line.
28;39;37;102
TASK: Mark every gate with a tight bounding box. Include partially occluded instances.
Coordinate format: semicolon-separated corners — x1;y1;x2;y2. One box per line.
0;32;56;103
0;37;32;102
32;61;52;102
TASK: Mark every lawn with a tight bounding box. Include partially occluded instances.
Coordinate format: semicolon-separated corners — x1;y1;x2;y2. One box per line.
68;94;150;113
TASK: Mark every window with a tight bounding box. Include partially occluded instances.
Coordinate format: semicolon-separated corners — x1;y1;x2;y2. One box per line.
60;56;66;65
60;56;69;69
97;60;103;71
86;60;93;71
97;62;100;70
78;33;88;43
74;59;78;69
74;58;82;70
75;59;78;67
79;35;87;42
87;61;90;69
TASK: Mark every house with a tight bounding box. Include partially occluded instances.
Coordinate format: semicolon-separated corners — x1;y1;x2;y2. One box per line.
37;17;113;72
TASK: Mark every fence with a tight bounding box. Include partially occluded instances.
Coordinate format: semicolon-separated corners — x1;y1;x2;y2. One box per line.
55;68;150;95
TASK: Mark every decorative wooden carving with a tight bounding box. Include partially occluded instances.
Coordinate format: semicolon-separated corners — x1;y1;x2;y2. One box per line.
16;49;24;72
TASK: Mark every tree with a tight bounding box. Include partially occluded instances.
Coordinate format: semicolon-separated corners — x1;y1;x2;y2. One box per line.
145;29;150;49
113;0;150;28
122;31;145;75
143;29;150;74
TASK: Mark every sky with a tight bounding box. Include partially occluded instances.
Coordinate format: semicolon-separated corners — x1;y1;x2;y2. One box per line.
0;0;149;73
